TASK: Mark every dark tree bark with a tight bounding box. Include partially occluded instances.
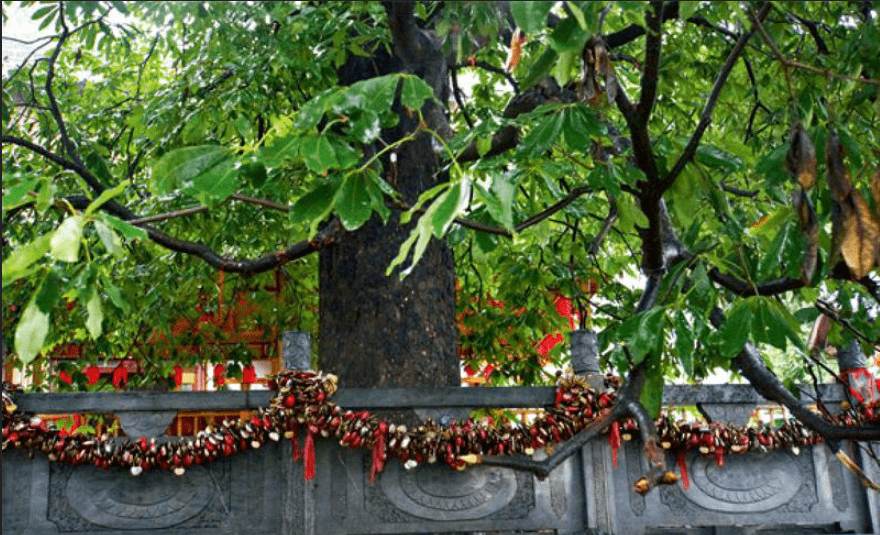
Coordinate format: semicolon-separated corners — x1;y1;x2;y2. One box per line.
318;5;459;390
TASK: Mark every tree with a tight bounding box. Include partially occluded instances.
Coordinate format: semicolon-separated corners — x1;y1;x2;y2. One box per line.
2;1;879;486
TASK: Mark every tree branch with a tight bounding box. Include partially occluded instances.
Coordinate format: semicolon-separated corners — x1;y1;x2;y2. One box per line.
636;2;664;127
2;135;104;194
457;79;578;163
661;2;771;195
459;59;520;94
708;268;805;296
709;309;880;446
588;194;618;257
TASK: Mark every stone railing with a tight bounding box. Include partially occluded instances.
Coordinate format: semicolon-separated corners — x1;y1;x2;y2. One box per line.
3;381;878;535
4;333;879;535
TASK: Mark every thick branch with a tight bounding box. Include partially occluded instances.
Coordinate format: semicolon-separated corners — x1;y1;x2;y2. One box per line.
2;135;106;195
141;220;339;274
636;2;664;127
661;3;771;194
710;310;880;445
479;402;625;479
709;268;805;296
43;14;96;192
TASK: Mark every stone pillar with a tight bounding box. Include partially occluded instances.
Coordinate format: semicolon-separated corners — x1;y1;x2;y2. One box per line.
282;331;312;371
570;330;605;391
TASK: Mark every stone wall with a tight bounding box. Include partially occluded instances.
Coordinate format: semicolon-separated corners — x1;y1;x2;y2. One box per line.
3;384;878;535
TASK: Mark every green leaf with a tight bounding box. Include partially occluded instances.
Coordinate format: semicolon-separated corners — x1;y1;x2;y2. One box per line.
749;207;794;239
750;297;788;351
562;104;601;151
2;174;41;212
836;129;862;171
334;174;372;230
102;276;130;314
151;145;236;198
766;299;807;352
301;135;340;174
476;172;518;230
259;135;300;168
430;181;470;237
85;180;129;216
349;76;398;116
566;1;591;31
616;195;648;233
639;362;664;419
510;1;554;33
34;271;61;313
696;145;742;174
350;110;381;143
756;144;788;187
401;75;435;110
674;311;695;377
616;307;665;364
520;47;558;90
86;288;103;339
757;221;792;280
239;161;268;188
294;89;335;131
2;233;52;286
717;301;752;358
50;215;85;263
520;112;563;156
669;164;703;229
94;220;123;256
104;215;147;240
550;17;589;52
15;293;49;365
678;1;700;21
191;158;238;202
290;183;339;235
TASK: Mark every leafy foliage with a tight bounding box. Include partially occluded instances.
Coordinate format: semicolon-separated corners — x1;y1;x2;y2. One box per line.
2;0;878;397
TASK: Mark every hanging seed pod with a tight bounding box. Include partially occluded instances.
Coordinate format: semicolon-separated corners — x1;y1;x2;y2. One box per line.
785;123;816;189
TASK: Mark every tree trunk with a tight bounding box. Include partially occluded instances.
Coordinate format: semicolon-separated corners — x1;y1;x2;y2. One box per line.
318;51;458;389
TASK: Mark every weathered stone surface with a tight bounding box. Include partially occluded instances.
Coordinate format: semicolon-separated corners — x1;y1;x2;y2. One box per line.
3;385;878;535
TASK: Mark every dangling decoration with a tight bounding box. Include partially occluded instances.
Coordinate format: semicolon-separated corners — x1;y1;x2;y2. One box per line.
303;424;316;481
290;422;302;461
609;420;621;468
371;421;388;483
677;449;690;491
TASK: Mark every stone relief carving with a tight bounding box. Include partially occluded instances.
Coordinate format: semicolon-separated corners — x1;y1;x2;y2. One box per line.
47;461;230;532
659;449;816;516
626;441;646;516
827;455;848;513
1;451;32;534
115;411;177;438
366;455;533;523
549;466;567;519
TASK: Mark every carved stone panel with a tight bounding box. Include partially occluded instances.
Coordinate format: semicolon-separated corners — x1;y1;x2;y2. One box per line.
2;451;33;534
47;461;230;532
372;457;531;522
659;449;816;516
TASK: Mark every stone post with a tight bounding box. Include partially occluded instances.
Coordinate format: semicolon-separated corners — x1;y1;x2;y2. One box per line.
570;330;605;391
282;331;312;371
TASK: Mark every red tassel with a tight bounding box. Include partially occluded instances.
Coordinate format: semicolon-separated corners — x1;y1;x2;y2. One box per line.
304;427;316;481
371;421;388;484
291;423;302;461
677;449;690;490
609;421;621;469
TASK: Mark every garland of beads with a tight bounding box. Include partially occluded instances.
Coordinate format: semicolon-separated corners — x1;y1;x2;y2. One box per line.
3;371;877;490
